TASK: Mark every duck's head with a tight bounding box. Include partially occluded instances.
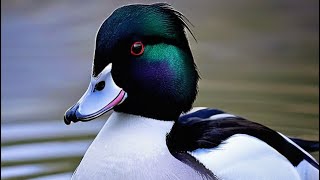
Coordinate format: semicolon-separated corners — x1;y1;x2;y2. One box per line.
64;3;199;124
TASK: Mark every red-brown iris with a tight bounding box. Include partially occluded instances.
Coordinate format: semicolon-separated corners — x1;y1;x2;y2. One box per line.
130;41;144;56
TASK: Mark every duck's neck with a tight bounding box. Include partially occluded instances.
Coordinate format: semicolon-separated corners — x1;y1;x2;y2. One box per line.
114;95;181;121
106;111;175;130
97;112;174;154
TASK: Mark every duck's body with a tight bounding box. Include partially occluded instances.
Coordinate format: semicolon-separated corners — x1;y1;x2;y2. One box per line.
64;3;319;180
72;109;318;180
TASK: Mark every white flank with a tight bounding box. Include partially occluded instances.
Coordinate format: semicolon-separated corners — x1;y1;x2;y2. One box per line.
190;134;301;180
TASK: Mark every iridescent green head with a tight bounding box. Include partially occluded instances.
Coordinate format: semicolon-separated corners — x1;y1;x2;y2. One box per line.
64;3;199;124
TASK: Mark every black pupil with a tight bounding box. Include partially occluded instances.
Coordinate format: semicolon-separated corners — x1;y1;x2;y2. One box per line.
95;81;105;91
132;43;142;54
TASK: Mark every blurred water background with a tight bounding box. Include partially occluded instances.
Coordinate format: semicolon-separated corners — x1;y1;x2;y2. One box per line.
1;0;319;179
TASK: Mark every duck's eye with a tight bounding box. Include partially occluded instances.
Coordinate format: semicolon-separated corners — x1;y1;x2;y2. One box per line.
130;41;144;56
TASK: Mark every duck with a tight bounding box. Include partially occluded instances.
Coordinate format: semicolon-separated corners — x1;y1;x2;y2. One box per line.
64;3;319;180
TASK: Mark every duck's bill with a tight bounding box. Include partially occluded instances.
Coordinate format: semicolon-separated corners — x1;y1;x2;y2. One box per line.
64;64;127;125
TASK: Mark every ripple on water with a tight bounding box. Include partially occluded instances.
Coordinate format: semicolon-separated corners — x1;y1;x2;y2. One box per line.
1;119;104;180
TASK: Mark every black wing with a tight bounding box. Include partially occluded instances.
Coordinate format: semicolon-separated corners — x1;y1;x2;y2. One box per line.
166;108;319;175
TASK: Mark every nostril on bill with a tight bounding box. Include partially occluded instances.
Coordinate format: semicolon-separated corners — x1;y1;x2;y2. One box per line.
95;81;105;91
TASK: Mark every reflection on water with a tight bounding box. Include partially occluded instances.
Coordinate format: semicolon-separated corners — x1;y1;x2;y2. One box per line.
2;119;105;179
1;0;318;179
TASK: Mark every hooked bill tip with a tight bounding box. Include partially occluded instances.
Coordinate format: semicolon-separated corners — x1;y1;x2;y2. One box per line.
64;104;80;125
64;115;71;125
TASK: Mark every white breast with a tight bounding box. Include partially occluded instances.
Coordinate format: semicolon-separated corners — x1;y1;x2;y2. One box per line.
71;112;203;180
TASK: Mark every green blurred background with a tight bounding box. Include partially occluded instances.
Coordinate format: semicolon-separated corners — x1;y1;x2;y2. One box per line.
1;0;319;179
